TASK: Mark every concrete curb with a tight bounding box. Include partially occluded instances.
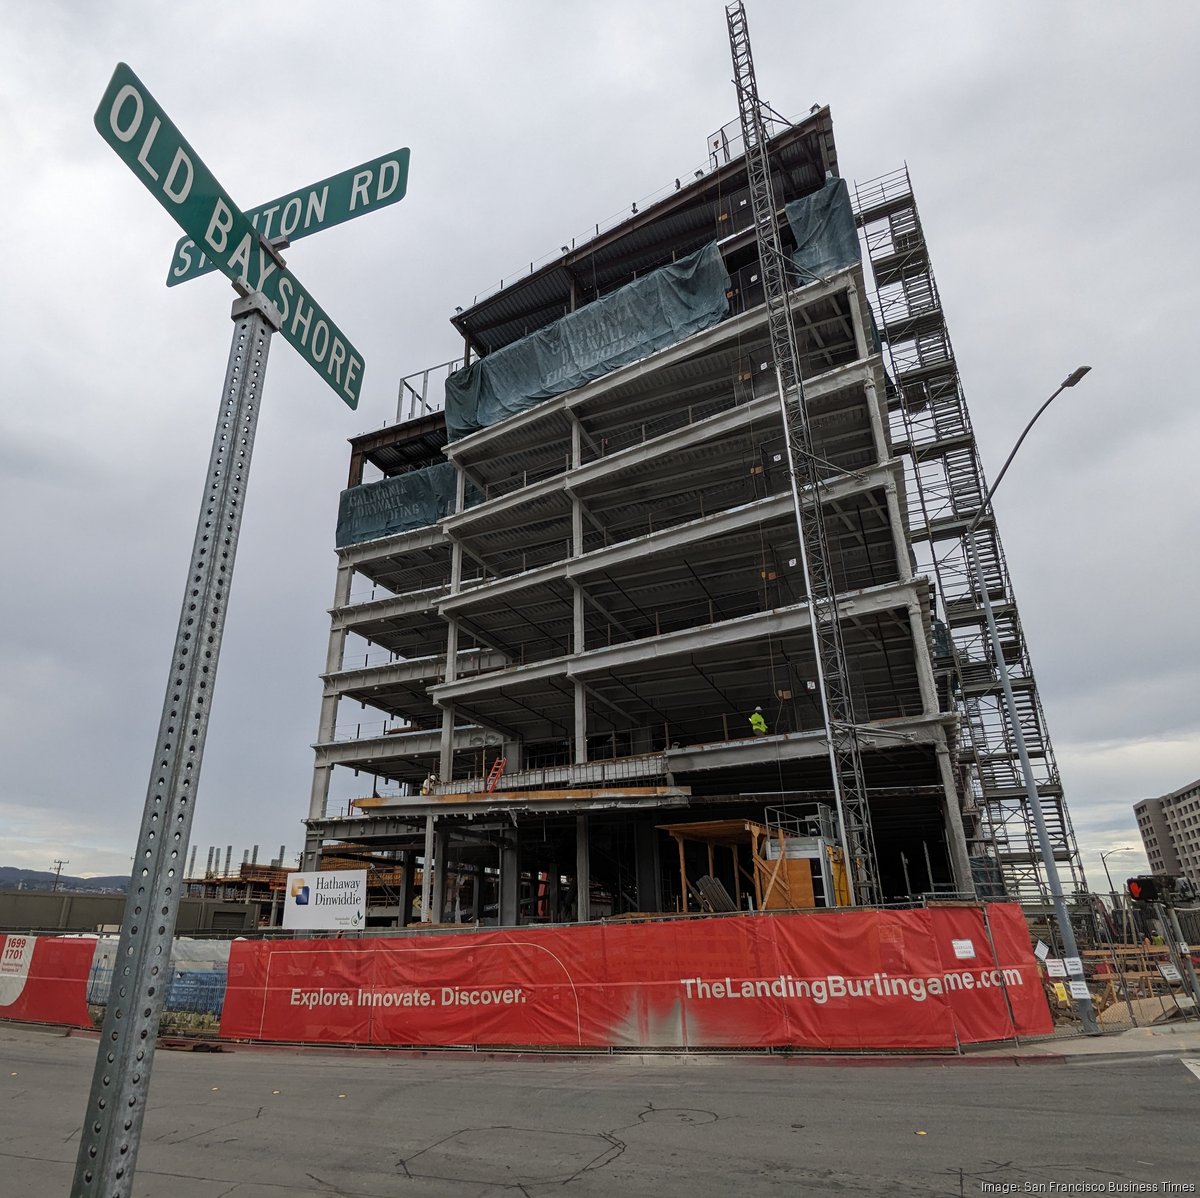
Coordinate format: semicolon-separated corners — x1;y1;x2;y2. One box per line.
7;1018;1198;1068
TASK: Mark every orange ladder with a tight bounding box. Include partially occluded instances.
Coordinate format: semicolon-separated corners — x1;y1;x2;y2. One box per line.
485;756;507;793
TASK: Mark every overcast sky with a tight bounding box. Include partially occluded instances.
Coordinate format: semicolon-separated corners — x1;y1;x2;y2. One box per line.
2;1;1197;895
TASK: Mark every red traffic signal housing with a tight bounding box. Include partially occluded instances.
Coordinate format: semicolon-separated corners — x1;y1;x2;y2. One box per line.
1126;875;1160;902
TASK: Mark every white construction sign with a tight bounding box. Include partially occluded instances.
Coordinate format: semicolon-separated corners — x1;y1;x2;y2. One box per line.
282;869;367;931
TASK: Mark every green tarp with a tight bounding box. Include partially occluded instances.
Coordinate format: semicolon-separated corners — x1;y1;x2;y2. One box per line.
785;177;862;283
444;241;731;441
335;461;457;549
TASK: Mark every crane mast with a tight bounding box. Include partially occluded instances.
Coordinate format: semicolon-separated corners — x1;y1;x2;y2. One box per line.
725;0;880;904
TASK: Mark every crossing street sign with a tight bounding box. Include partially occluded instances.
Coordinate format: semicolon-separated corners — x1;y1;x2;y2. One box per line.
94;62;365;408
166;148;410;287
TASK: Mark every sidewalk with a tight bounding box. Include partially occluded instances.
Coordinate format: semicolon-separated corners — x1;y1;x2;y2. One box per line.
968;1019;1200;1063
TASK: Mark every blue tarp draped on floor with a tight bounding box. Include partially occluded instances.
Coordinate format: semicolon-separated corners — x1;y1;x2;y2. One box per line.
785;177;862;283
443;241;731;441
335;461;457;548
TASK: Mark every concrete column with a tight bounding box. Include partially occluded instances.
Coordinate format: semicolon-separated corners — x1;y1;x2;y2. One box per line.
499;831;520;927
635;820;661;913
572;583;588;764
862;376;891;468
571;493;583;556
440;615;459;779
450;535;464;593
398;852;415;928
444;617;460;683
470;866;483;922
307;561;354;821
907;597;939;714
885;475;914;583
300;832;323;872
576;814;590;922
845;279;870;360
935;740;975;895
502;737;523;772
572;581;585;653
432;824;449;924
439;705;455;779
421;816;436;922
574;680;588;765
331;559;355;617
307;764;334;823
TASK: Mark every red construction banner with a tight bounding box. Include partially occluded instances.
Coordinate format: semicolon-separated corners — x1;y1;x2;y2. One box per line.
0;934;93;1027
222;904;1051;1050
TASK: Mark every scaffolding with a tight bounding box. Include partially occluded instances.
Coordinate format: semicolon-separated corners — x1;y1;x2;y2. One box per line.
851;166;1088;907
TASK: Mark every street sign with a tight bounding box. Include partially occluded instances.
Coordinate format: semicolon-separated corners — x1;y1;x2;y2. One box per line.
166;149;410;287
94;62;364;408
80;61;401;1198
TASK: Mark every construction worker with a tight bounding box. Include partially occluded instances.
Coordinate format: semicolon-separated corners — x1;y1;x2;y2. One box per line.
420;771;439;796
749;706;768;736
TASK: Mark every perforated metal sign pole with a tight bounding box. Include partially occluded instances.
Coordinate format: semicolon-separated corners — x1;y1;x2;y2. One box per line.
72;290;281;1198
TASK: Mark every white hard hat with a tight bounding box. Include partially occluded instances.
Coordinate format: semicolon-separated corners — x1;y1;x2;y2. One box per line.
754;706;763;713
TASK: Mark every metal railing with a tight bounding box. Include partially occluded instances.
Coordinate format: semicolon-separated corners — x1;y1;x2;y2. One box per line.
396;357;462;422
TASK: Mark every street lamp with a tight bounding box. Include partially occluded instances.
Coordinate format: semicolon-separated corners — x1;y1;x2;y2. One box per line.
961;365;1099;1034
1100;847;1136;898
1101;846;1136;943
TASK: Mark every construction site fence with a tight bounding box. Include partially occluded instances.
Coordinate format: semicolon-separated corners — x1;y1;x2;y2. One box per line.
0;906;1045;1051
8;898;1195;1043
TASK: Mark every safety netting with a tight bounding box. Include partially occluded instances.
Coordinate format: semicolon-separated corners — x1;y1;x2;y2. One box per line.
443;241;731;441
335;460;457;549
785;176;862;283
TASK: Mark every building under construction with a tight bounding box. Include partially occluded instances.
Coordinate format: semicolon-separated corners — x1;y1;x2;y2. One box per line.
300;10;1087;926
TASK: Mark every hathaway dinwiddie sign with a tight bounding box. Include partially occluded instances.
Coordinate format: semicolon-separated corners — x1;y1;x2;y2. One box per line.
281;869;367;932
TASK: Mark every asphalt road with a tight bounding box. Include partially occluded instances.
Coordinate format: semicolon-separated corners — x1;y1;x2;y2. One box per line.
1;1026;1196;1197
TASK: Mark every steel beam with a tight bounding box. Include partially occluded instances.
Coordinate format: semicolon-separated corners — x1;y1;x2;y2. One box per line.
432;578;920;703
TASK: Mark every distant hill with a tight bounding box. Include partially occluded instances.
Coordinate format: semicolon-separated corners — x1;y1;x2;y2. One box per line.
0;867;128;893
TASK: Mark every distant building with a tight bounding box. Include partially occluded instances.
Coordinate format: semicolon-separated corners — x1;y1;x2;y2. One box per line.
1134;777;1200;886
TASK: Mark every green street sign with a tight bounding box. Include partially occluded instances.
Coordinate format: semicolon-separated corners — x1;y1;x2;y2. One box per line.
166;149;410;287
94;63;364;409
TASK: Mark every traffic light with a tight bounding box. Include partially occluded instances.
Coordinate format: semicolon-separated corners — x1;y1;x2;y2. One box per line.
1127;875;1160;902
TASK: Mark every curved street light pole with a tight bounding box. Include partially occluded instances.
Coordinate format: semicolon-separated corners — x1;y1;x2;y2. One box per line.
1100;846;1136;898
963;366;1099;1034
1101;846;1136;943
